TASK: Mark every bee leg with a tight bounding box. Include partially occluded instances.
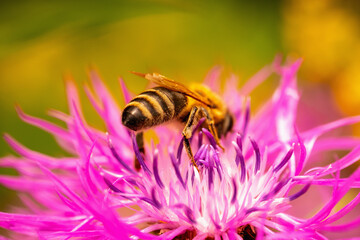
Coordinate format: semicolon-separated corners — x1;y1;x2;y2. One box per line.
182;106;201;173
199;107;225;151
135;132;144;170
183;138;200;173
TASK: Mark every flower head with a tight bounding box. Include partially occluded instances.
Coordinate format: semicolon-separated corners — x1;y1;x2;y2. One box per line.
1;58;360;239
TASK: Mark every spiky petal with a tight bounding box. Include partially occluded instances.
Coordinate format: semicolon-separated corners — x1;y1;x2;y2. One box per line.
1;59;360;239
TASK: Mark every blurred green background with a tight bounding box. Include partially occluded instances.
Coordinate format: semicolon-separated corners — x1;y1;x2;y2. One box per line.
1;0;360;214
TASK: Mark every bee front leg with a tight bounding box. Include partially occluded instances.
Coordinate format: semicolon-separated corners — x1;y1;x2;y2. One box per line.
182;106;202;173
135;132;144;170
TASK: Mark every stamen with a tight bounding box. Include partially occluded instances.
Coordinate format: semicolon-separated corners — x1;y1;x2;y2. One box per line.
233;143;240;167
151;188;162;209
177;138;184;164
250;138;261;174
107;135;136;174
246;207;260;215
202;128;217;149
262;178;290;201
211;216;221;230
174;204;197;224
236;133;243;151
191;169;195;185
170;152;186;189
103;177;122;193
126;178;139;188
242;99;250;136
184;170;189;186
210;145;222;180
206;149;214;189
131;133;152;175
152;149;164;189
198;130;203;149
194;144;207;161
208;167;214;190
273;148;294;173
141;197;161;209
185;207;197;224
288;183;311;201
233;143;246;183
231;178;237;204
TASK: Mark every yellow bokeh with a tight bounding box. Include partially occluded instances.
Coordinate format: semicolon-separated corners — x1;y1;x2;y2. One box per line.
283;0;359;82
283;0;360;134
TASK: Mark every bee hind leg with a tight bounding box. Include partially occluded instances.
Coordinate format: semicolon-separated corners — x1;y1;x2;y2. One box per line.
135;132;145;170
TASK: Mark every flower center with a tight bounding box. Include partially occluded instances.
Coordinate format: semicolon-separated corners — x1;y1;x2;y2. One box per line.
172;225;257;240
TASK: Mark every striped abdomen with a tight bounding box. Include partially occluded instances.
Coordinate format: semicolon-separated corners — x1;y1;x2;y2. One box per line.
122;87;188;131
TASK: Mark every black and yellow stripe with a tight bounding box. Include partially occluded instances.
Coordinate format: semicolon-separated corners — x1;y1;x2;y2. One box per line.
153;87;188;117
122;87;188;131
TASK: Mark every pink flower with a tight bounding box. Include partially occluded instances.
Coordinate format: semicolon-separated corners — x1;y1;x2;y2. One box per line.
1;58;360;239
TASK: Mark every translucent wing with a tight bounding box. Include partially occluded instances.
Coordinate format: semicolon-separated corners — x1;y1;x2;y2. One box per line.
131;72;215;108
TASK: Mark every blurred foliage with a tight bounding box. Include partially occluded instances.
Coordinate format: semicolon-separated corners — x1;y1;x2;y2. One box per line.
1;0;360;217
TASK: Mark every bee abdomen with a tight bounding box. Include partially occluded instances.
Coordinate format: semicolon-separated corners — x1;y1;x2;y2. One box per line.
122;105;148;131
141;89;174;121
154;87;187;117
122;87;186;131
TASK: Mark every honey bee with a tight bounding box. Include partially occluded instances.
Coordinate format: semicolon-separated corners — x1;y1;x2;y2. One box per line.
122;72;234;171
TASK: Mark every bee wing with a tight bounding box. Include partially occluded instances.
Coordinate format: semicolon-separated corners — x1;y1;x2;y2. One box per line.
131;72;214;108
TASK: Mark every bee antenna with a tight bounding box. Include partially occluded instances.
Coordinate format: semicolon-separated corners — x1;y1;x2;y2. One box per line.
130;71;146;78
